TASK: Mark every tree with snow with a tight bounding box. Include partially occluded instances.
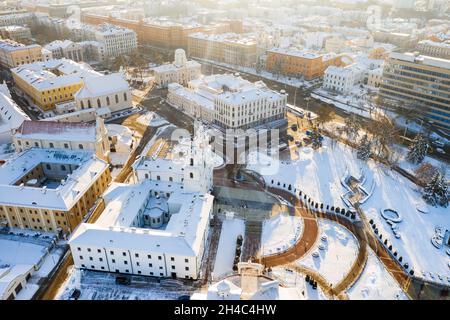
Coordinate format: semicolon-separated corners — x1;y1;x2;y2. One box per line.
357;134;371;161
407;134;428;164
422;171;449;208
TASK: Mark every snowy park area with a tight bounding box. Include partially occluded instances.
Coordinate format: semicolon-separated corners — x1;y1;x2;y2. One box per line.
296;219;359;285
261;213;303;256
347;249;408;300
0;229;65;299
212;217;245;279
247;136;450;287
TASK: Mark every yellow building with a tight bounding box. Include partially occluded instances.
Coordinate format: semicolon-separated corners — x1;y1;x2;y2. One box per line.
0;39;48;68
0;148;111;234
11;58;100;111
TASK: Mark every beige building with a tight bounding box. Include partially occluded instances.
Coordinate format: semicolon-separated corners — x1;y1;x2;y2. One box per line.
0;148;111;234
380;52;450;133
0;39;49;68
417;40;450;60
188;33;257;68
0;119;111;234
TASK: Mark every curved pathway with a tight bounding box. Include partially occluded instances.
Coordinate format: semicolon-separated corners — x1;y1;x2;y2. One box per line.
256;184;369;298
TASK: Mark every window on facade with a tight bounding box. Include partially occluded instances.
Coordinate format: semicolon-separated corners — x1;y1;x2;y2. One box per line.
158;256;162;260
61;165;66;171
79;256;83;260
79;144;83;149
185;259;189;263
122;252;126;256
185;267;189;271
88;100;91;108
115;94;119;103
64;143;69;148
106;96;110;106
49;143;54;148
190;173;193;179
97;99;101;108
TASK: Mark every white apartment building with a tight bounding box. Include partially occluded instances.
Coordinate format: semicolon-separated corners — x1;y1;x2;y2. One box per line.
153;49;201;88
167;73;287;131
69;130;215;280
0;12;33;27
323;63;365;94
44;40;85;62
90;23;137;58
367;67;383;88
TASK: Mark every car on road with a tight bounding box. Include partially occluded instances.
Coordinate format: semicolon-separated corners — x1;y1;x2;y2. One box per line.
291;124;298;131
287;134;294;142
295;140;302;147
115;275;131;285
303;137;312;144
177;295;191;300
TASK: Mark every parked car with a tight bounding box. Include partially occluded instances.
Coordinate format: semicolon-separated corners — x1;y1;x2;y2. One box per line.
69;288;81;300
287;134;294;142
291;124;298;131
295;140;302;147
115;275;131;285
305;130;312;136
177;295;191;300
303;137;312;144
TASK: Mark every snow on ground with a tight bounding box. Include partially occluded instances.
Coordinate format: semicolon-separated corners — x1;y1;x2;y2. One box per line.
312;89;384;120
0;230;65;299
296;219;359;285
212;217;245;279
57;267;190;300
137;111;169;127
247;137;450;286
347;248;408;300
270;267;328;300
261;212;303;256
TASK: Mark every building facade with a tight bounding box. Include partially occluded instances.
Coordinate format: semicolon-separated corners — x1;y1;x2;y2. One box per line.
380;52;450;133
0;39;48;68
0;148;111;234
417;40;450;60
188;32;257;68
153;49;201;88
266;47;344;80
69;130;215;280
323;64;365;94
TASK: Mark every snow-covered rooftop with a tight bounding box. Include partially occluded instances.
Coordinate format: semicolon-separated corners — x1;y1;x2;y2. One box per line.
74;72;129;99
0;148;108;210
11;59;101;91
69;180;214;257
14;120;96;143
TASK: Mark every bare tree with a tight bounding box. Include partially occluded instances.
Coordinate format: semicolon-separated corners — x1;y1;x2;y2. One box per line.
315;105;335;129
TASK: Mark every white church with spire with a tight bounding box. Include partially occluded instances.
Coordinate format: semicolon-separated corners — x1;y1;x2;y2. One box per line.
152;48;201;88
